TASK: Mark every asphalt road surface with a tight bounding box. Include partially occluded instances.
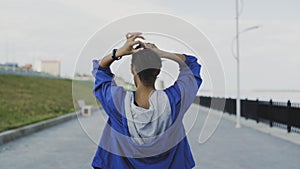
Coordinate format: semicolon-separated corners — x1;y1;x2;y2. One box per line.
1;104;300;169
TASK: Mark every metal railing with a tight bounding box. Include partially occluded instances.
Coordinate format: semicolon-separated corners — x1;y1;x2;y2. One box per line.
195;96;300;133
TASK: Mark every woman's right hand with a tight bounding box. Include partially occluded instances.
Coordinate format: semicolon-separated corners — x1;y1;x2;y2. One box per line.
145;43;186;62
144;42;166;57
144;43;158;49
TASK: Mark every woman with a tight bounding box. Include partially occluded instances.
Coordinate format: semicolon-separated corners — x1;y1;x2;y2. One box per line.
92;32;202;169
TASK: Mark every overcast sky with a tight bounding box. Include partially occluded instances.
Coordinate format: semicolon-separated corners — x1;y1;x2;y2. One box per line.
1;0;300;94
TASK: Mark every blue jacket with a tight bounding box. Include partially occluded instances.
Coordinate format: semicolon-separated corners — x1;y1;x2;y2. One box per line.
92;54;202;169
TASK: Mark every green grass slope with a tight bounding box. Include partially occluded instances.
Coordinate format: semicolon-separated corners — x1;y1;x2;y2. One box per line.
0;74;75;132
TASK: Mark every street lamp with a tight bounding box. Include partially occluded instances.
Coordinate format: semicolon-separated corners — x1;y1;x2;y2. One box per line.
234;0;261;128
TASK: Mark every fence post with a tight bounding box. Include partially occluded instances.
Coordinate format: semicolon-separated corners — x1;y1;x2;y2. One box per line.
287;100;291;133
269;99;273;127
245;98;248;120
256;98;259;123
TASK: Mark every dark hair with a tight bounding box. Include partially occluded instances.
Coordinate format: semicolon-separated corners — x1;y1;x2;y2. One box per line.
132;49;162;86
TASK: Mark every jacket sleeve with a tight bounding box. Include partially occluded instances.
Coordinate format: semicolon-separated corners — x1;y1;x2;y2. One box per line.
92;60;126;125
164;54;202;121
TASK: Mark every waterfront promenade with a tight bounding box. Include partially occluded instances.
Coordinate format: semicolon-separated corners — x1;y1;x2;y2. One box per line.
0;104;299;169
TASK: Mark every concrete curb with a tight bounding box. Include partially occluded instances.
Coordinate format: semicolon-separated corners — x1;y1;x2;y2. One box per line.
0;112;77;145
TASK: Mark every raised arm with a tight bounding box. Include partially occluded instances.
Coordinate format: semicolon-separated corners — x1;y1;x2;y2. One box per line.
92;32;145;124
146;44;202;121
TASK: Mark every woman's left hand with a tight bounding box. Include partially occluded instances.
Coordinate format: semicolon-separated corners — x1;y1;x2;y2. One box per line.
116;32;145;57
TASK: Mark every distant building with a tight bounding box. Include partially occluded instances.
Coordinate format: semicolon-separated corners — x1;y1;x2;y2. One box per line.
20;64;32;71
35;60;60;76
0;63;18;71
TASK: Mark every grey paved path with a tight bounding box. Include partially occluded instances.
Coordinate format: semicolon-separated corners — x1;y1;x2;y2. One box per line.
0;104;300;169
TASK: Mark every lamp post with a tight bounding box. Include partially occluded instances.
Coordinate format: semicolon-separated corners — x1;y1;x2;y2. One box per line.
233;25;260;129
235;0;241;128
234;0;260;128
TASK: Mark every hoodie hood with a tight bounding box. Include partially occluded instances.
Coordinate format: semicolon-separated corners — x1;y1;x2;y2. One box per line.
125;90;172;145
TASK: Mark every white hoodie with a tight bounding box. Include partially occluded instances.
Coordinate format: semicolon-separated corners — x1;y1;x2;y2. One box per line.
125;90;172;145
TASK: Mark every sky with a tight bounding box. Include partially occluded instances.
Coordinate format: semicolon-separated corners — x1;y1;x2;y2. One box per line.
1;0;300;95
